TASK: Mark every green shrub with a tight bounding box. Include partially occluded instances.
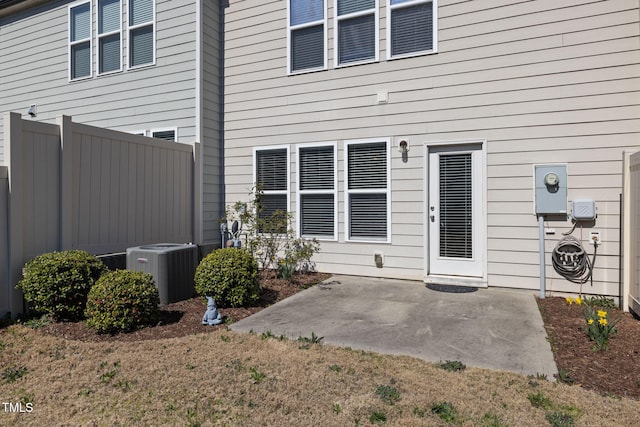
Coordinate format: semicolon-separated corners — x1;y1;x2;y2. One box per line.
85;270;160;334
194;248;259;307
17;250;107;321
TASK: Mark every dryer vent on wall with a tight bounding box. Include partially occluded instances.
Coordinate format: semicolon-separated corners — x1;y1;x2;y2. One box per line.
126;243;198;305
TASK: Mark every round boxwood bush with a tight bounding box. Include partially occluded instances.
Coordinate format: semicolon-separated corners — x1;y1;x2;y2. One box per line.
85;270;160;334
17;250;107;321
194;248;260;307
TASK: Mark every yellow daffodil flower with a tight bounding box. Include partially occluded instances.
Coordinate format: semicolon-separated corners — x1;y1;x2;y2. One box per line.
598;318;608;326
587;319;594;325
566;297;573;305
597;310;607;318
575;297;583;305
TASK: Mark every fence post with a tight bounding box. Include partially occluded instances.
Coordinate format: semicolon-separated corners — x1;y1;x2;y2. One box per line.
59;115;75;250
4;112;25;318
0;166;9;317
193;142;202;246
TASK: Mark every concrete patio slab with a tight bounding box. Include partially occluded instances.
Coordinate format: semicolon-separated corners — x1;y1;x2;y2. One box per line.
230;275;558;378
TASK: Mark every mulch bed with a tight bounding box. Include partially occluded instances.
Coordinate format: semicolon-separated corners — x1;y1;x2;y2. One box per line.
537;296;640;399
36;272;331;343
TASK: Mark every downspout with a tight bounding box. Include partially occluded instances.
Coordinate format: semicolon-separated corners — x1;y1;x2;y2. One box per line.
619;192;623;309
219;0;228;247
194;0;203;246
539;214;546;299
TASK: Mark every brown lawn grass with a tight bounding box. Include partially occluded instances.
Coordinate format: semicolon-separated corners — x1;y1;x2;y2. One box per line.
2;323;640;426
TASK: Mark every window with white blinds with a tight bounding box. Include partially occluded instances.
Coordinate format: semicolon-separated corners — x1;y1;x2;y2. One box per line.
345;140;390;241
255;147;290;225
387;0;436;58
98;0;122;74
129;0;155;68
288;0;326;73
439;153;473;258
69;0;155;80
297;144;336;239
69;2;92;80
335;0;378;65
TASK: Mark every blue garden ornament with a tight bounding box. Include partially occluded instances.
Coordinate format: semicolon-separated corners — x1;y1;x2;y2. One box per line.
202;296;223;325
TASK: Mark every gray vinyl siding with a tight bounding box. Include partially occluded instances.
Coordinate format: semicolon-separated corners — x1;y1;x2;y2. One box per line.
224;0;640;294
0;0;198;163
201;0;224;244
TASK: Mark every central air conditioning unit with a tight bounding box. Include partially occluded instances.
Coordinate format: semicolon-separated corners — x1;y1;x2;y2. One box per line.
126;243;198;305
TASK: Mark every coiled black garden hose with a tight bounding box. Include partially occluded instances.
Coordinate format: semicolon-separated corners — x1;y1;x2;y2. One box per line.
552;235;598;285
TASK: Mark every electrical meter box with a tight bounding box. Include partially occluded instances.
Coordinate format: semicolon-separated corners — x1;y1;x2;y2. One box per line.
534;164;567;215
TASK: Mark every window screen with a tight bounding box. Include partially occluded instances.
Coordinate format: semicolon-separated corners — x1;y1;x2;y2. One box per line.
347;142;387;189
289;0;325;73
98;0;121;73
129;0;154;67
291;25;325;72
349;193;387;238
346;141;388;241
70;2;91;79
299;145;335;238
256;148;289;227
336;0;376;65
130;0;153;25
389;0;434;57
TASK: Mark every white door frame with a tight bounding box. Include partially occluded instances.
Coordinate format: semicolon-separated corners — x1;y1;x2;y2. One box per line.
423;139;488;287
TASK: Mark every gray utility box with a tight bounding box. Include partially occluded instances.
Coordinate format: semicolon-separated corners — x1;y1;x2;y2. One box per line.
126;243;198;305
534;164;568;215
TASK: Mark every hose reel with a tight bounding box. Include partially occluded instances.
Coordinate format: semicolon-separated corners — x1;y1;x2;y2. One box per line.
551;234;598;285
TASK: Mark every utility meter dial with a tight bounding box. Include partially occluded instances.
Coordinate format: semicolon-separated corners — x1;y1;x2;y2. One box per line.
544;172;559;187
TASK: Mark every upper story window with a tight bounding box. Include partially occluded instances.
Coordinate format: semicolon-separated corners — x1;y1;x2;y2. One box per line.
69;2;92;80
287;0;437;73
335;0;378;66
129;0;155;68
98;0;122;74
68;0;155;81
288;0;326;74
387;0;437;58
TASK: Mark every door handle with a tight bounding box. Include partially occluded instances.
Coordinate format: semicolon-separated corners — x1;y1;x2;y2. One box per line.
430;215;435;222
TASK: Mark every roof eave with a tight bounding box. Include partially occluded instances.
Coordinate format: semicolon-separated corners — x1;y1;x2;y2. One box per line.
0;0;52;19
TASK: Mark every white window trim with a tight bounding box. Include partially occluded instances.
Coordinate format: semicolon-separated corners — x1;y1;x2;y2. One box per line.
253;145;291;218
287;0;328;75
97;0;123;75
334;0;379;68
150;127;178;141
344;138;391;243
127;0;156;70
296;142;338;240
68;0;93;82
386;0;438;60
